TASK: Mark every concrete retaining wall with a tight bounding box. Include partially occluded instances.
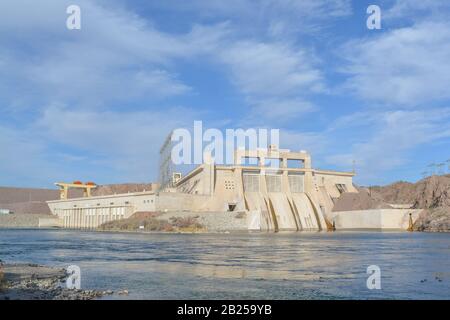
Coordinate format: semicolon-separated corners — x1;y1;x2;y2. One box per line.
38;217;63;228
327;209;422;230
155;192;210;212
0;214;51;228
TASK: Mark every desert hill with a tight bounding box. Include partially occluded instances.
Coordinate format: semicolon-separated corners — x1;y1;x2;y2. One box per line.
0;183;156;215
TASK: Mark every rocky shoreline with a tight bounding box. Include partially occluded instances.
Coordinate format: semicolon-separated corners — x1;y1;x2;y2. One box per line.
0;262;110;300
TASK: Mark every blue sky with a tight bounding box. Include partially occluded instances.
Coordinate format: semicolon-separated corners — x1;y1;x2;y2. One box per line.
1;0;450;188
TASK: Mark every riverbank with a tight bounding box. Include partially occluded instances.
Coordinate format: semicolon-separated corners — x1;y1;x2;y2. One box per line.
0;262;107;300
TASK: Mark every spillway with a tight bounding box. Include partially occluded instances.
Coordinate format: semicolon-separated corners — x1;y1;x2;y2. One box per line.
244;191;327;232
290;193;320;230
268;193;298;231
244;192;276;231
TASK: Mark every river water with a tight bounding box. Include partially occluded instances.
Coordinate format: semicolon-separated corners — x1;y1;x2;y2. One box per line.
0;229;449;299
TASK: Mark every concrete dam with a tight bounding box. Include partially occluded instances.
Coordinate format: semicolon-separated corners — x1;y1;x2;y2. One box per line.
48;145;375;231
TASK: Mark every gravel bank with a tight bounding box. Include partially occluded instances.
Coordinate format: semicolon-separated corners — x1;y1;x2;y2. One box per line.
158;211;248;232
99;210;249;233
0;262;108;300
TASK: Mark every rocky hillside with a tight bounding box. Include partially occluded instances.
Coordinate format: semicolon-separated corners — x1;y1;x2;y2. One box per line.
369;175;450;209
414;207;450;232
332;188;393;212
368;175;450;232
368;181;417;204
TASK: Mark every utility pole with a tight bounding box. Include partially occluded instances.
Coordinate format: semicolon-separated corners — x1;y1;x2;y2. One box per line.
428;163;436;176
437;163;445;175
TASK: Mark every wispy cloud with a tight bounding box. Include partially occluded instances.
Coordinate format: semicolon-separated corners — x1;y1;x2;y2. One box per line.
326;108;450;183
218;40;324;123
140;0;352;36
340;21;450;106
0;0;231;109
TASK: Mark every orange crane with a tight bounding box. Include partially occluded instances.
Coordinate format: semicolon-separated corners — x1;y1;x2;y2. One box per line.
55;181;97;200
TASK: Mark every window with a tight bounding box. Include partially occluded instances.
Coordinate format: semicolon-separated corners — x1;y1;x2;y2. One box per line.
224;180;235;190
336;184;347;194
288;174;304;193
243;174;260;192
266;174;282;192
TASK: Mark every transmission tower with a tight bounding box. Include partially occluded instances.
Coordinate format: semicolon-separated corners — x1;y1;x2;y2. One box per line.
158;131;175;191
437;163;445;175
427;163;437;176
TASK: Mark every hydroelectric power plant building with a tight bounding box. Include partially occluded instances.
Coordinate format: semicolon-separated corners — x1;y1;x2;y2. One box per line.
47;145;367;231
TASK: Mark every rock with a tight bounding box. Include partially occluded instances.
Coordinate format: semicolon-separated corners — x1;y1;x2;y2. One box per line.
0;263;107;300
118;289;129;295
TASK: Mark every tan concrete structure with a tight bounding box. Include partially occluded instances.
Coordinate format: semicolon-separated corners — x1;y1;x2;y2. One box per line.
47;191;209;229
174;146;356;231
47;146;358;231
38;217;63;228
327;209;422;230
47;146;417;232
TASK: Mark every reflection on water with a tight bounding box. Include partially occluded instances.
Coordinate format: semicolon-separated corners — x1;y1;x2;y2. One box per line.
0;229;449;299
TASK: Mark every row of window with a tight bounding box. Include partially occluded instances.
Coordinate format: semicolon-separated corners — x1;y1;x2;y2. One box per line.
243;174;305;193
63;213;125;228
71;198;153;208
241;158;305;168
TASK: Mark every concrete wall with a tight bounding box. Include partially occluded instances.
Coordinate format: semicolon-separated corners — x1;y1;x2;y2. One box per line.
176;166;206;194
48;192;157;213
47;191;212;229
327;209;422;230
38;217;63;228
48;191;157;228
314;172;357;198
0;214;51;228
156;192;210;212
